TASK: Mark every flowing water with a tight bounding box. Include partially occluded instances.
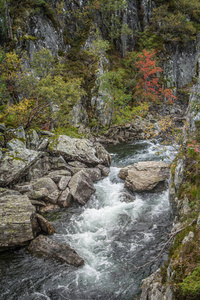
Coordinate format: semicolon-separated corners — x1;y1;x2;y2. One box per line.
0;140;175;300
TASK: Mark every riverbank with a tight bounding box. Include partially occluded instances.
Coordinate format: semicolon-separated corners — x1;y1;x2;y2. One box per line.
140;84;200;300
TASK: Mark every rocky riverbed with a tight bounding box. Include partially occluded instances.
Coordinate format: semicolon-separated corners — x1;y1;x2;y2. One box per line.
0;125;111;264
0;139;175;299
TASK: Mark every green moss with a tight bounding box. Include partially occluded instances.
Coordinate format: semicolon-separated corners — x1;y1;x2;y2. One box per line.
179;265;200;298
57;49;65;57
170;161;177;178
54;127;85;139
48;135;59;150
21;35;38;41
168;225;195;259
42;210;63;222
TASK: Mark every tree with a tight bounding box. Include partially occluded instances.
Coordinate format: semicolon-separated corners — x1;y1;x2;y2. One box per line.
0;50;22;104
31;48;54;78
134;49;176;104
150;5;197;44
0;48;86;129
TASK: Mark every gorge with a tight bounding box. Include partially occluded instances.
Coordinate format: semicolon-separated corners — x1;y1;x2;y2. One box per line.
0;0;200;299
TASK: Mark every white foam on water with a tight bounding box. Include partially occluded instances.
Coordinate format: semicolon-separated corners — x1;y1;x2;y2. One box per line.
32;292;51;300
143;232;155;242
150;190;170;217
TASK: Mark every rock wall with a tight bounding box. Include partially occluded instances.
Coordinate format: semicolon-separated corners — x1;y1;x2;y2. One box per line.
163;42;200;89
140;84;200;299
3;0;200;126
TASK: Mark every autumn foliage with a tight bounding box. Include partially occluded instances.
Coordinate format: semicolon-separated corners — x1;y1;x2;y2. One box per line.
135;49;176;104
187;140;200;155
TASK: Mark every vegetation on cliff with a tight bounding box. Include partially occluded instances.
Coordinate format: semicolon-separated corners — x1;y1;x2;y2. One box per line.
0;0;199;133
0;1;200;298
159;108;200;299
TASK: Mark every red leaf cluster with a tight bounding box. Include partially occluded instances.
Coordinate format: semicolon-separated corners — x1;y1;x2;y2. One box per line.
135;49;176;103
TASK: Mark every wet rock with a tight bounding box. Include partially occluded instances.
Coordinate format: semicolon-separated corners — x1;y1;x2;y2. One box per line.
28;235;84;266
31;214;42;237
120;191;136;202
0;188;35;249
36;214;56;235
119;161;170;192
48;135;100;166
101;118;152;143
57;188;72;208
0;149;41;186
69;170;96;205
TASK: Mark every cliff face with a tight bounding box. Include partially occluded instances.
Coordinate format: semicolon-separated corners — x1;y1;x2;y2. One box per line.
140;85;200;299
163;42;200;89
3;0;200;126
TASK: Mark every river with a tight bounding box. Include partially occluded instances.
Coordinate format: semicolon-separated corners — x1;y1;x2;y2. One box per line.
0;140;175;300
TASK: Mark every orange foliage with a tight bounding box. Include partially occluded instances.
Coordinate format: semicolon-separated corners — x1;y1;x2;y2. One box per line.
135;49;176;104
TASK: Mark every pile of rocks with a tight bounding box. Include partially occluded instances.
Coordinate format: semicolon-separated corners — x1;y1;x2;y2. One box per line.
0;125;111;265
96;117;153;144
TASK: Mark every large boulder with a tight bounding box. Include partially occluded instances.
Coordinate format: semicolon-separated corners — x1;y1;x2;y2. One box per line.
0;188;35;249
28;177;60;204
48;135;111;166
0;149;41;186
118;161;170;192
94;142;111;166
28;235;84;266
68;170;96;205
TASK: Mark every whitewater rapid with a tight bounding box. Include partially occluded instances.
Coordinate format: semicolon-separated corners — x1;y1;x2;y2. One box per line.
0;140;174;300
